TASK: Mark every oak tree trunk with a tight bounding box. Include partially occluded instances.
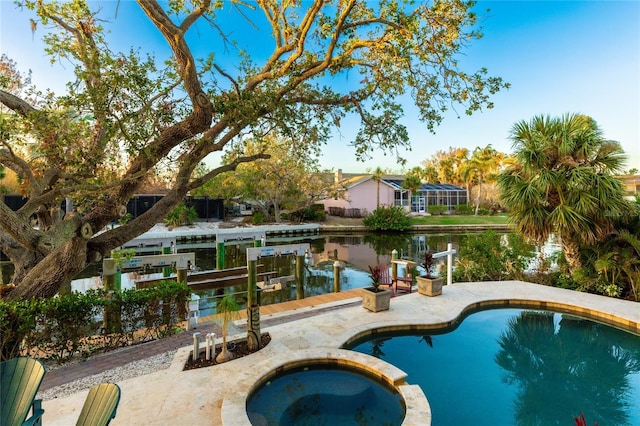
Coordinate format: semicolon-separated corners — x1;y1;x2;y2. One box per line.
7;237;89;300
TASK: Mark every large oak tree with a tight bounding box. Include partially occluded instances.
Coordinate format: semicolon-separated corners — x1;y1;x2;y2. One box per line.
0;0;507;299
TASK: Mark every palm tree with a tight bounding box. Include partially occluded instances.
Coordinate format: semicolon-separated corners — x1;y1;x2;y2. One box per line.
372;167;385;208
402;174;422;213
498;114;628;270
464;145;502;215
215;293;241;363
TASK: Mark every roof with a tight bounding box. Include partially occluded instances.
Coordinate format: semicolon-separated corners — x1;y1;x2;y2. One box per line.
383;179;465;192
334;173;466;192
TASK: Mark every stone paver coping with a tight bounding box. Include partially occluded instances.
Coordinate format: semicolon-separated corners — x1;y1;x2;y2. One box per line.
42;281;639;425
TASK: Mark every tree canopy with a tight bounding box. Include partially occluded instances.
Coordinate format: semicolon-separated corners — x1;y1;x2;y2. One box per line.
201;135;334;222
0;0;507;299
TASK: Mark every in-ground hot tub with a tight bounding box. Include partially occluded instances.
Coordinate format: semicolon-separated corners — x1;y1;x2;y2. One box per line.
246;363;406;425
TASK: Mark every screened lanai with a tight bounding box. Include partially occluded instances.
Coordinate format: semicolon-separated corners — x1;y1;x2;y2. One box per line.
383;180;468;213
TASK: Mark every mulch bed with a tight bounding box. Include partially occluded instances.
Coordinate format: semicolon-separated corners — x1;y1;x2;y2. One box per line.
183;333;271;370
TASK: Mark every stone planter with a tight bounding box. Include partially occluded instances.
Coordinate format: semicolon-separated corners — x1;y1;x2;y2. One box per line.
362;287;392;312
416;276;443;296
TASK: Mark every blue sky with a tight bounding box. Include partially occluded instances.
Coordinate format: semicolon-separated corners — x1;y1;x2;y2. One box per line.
1;1;638;174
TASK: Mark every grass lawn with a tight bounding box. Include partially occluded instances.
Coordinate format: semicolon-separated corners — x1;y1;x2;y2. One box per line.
411;214;510;225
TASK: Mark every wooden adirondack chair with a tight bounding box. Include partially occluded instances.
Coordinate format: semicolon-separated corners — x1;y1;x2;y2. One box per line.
393;260;415;294
76;383;121;426
377;264;394;292
0;357;46;426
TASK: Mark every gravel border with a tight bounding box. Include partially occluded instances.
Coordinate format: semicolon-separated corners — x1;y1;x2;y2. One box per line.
37;350;177;401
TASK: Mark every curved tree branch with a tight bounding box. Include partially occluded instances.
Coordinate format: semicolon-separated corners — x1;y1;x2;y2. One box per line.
0;90;37;116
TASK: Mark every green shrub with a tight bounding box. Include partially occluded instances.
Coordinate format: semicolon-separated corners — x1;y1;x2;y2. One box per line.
454;204;474;215
451;230;535;282
164;203;198;227
252;211;266;224
33;291;103;361
363;206;412;231
0;280;190;362
0;299;39;361
428;205;448;215
289;204;326;222
550;272;581;290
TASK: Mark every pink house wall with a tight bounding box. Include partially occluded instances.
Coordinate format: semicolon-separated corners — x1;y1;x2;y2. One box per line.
320;178;396;214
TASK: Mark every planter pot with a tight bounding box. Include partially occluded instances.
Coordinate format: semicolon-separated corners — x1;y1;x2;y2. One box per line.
416;276;443;296
362;286;392;312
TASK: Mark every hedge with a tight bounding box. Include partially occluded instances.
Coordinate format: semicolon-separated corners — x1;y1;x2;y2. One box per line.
0;280;190;362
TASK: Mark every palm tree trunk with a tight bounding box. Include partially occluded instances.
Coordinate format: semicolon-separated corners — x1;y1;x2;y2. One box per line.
562;238;583;271
474;175;483;216
216;323;233;362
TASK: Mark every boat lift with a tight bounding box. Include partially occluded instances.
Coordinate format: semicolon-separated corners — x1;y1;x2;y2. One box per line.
215;230;266;269
245;243;311;350
102;252;196;291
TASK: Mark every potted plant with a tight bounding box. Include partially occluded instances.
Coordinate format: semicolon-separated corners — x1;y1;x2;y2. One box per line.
362;265;392;312
416;251;444;296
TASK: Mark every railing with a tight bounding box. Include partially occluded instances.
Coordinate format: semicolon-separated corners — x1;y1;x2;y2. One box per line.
432;243;457;286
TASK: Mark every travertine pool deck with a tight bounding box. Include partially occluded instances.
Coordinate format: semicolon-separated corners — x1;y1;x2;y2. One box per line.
42;281;639;425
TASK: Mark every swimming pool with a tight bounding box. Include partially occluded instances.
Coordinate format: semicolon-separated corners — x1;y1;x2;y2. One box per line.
346;308;640;425
246;363;405;425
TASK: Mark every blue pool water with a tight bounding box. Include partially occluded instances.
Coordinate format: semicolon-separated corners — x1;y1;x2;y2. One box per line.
246;364;405;425
347;309;640;426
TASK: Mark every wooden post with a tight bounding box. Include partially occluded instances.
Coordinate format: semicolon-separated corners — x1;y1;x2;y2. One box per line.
391;249;398;282
216;241;225;270
247;305;261;351
173;257;190;325
296;254;305;283
246;258;260;350
247;259;257;307
177;268;187;284
296;254;305;300
103;259;121;333
296;280;304;300
103;259;117;292
333;261;341;293
176;256;189;284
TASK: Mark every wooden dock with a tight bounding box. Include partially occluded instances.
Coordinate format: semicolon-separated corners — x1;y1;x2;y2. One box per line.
200;288;364;325
135;265;275;290
259;288;363;316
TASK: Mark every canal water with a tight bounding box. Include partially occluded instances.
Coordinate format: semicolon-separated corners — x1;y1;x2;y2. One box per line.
3;231;542;315
62;232;466;315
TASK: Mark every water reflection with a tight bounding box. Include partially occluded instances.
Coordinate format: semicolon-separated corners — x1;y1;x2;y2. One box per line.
1;233;465;307
495;311;640;425
1;231;560;296
348;309;640;425
65;233;463;293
